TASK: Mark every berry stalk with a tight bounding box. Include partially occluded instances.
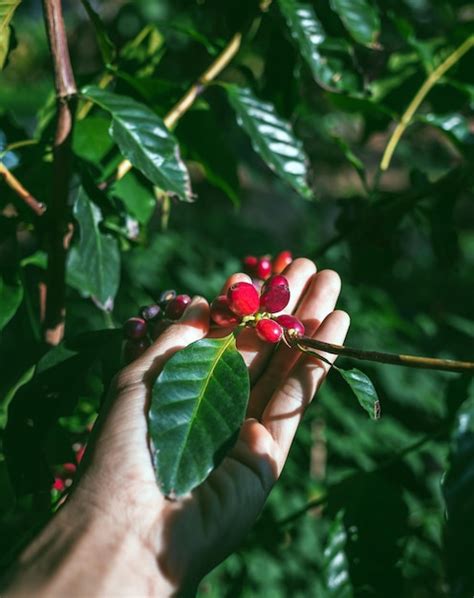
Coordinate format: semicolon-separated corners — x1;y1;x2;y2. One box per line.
290;334;474;374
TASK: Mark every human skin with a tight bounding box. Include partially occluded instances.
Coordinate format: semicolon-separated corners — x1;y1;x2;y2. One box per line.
2;259;350;597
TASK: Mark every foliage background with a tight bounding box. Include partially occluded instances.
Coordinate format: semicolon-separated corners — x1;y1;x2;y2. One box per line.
0;0;473;596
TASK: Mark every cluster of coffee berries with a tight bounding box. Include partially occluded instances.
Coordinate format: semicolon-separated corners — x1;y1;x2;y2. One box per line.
210;274;304;344
52;442;86;494
243;250;293;282
122;290;191;363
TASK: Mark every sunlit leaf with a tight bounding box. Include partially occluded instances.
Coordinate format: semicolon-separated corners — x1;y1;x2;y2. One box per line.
67;188;120;307
82;86;192;201
320;511;353;597
278;0;357;92
0;0;20;69
149;335;249;497
337;367;381;420
80;0;116;66
225;85;313;199
329;0;380;47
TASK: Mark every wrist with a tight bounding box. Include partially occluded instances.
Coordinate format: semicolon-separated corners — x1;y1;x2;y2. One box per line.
3;497;178;597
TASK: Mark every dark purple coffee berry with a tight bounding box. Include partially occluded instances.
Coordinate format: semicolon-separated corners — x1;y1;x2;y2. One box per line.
123;317;147;340
159;289;177;306
140;304;161;321
165;294;192;320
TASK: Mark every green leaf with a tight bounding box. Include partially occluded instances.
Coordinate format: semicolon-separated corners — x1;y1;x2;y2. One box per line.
420;113;474;149
73;115;115;163
329;0;380;47
81;86;192;201
0;273;23;331
149;334;250;497
0;365;34;429
0;0;21;70
112;172;156;224
67;188;120;307
80;0;116;66
337;367;381;420
443;380;474;598
320;511;353;597
278;0;355;92
225;85;312;199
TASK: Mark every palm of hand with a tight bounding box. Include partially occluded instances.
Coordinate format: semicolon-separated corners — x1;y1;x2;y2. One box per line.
72;259;349;592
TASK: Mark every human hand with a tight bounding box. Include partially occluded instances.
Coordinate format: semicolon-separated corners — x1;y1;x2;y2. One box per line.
4;259;349;597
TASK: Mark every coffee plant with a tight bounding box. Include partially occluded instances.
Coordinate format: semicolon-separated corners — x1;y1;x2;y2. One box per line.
0;0;473;595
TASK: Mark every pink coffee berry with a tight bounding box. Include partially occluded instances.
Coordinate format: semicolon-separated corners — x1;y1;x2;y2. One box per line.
211;295;240;327
256;318;283;343
259;275;290;313
276;314;305;337
243;255;259;277
227;282;260;316
123;317;148;340
273;250;293;274
165;294;192;320
256;257;272;280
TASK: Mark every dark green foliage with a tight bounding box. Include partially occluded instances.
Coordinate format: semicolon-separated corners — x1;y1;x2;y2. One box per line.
0;0;473;595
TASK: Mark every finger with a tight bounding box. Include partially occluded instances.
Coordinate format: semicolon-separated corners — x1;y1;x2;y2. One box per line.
262;310;350;475
118;296;210;388
247;269;341;419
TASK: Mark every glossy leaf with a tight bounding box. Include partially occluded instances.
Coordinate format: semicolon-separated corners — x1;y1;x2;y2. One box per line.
80;0;116;66
225;85;312;199
149;335;250;497
67;188;120;307
278;0;355;92
329;0;380;47
112;172;156;224
0;0;20;69
82;86;192;201
337;367;381;420
443;380;474;598
420;113;474;149
0;273;23;331
321;511;353;597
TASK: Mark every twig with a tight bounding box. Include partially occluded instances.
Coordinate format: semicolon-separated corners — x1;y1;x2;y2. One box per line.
0;163;46;216
380;35;474;172
42;0;77;346
114;32;242;183
292;336;474;374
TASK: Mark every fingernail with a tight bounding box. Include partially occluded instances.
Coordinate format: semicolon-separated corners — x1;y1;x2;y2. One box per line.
180;296;207;322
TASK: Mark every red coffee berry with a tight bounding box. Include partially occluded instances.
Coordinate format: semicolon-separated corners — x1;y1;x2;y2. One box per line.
210;295;240;327
263;274;289;289
256;257;272;280
260;275;290;313
61;463;77;475
276;314;305;337
53;477;65;492
123;337;150;363
256;318;283;343
243;255;259;277
140;304;161;321
273;250;293;274
75;445;86;464
123;317;148;340
227;282;260;316
165;294;192;320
